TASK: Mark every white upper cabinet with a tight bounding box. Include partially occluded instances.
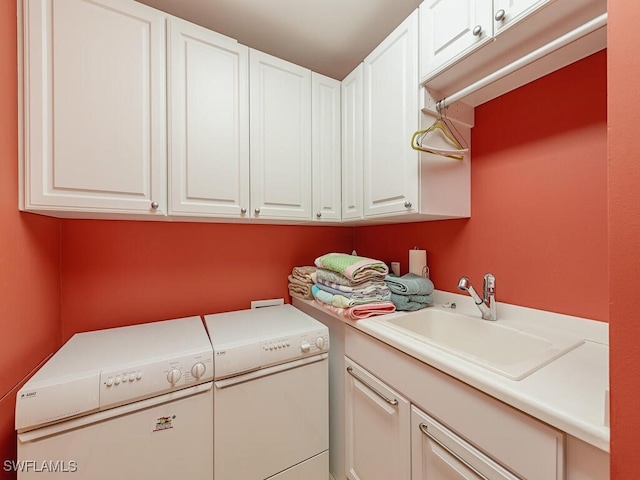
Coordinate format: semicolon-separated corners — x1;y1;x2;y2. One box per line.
21;0;167;217
167;18;249;218
493;0;551;35
363;10;419;218
249;50;312;221
419;0;493;81
341;64;364;222
311;73;342;223
420;0;607;103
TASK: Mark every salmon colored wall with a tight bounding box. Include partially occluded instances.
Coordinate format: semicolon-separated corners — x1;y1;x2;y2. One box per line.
355;51;608;322
60;220;352;339
608;1;640;478
0;1;62;477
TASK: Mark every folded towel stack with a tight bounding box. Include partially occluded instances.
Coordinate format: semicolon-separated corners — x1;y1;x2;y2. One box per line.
288;266;316;301
385;273;434;311
311;253;395;319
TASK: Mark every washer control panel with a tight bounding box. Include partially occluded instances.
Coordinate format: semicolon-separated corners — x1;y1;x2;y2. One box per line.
214;326;329;379
99;350;213;409
260;328;329;366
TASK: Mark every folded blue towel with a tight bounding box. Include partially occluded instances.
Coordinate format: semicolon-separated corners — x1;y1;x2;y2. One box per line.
385;273;434;296
390;293;432;311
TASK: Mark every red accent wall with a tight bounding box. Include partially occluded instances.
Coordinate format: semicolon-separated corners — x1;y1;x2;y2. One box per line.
608;2;640;478
3;3;635;477
0;1;61;476
60;220;352;340
354;51;608;322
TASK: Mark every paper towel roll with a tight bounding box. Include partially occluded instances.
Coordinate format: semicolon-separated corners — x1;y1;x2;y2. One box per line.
409;249;427;276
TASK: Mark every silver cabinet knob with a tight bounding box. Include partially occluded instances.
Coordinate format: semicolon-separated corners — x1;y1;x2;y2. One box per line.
150;201;159;210
254;208;260;215
404;201;412;208
472;25;482;36
316;212;322;218
495;9;506;21
240;207;247;214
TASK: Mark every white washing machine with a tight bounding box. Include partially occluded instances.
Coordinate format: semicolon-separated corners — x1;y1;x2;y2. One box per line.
204;304;330;480
15;317;214;479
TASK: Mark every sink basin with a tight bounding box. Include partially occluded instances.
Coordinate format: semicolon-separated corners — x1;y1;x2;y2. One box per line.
374;309;583;380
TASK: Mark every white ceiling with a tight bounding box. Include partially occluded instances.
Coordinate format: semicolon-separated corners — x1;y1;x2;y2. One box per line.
137;0;423;80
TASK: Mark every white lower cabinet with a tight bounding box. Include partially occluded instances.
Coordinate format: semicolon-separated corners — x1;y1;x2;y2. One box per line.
412;405;518;480
344;358;410;480
344;327;566;480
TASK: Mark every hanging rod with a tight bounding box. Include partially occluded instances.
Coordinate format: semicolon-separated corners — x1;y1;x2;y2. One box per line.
436;12;608;112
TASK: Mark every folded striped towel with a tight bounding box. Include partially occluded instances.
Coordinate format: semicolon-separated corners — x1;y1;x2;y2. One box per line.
385;273;434;296
312;285;390;308
315;253;388;282
314;299;396;320
315;280;390;299
316;269;382;287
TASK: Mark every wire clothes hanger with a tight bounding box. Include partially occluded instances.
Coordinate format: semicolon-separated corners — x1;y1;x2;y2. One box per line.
411;103;469;160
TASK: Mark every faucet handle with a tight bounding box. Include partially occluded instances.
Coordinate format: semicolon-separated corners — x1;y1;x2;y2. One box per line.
483;273;495;294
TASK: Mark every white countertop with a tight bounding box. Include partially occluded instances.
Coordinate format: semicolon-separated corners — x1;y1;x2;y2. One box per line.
294;290;610;452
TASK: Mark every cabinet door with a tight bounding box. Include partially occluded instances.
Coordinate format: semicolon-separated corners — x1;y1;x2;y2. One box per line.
341;64;364;221
345;358;410;480
312;73;341;222
250;50;312;220
493;0;552;36
411;406;519;480
419;0;493;83
363;10;419;218
22;0;166;216
168;18;249;218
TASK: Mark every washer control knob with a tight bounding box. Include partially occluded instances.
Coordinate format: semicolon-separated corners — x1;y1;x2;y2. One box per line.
191;362;206;379
315;337;326;349
300;342;311;353
167;368;182;385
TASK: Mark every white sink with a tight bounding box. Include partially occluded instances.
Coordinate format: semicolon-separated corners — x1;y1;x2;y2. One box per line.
374;309;584;380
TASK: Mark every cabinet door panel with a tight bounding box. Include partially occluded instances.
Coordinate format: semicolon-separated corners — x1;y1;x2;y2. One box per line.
363;10;419;217
168;19;249;217
341;64;364;221
24;0;166;214
250;50;312;220
419;0;493;82
312;73;341;222
345;358;410;480
493;0;551;36
411;406;519;480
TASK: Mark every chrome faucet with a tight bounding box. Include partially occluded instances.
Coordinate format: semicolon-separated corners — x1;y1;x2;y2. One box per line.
457;274;496;321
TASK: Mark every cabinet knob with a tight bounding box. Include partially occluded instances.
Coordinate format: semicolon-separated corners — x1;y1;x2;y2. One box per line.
240;207;247;214
254;208;260;215
316;212;322;218
495;9;506;21
472;25;482;36
404;201;412;208
150;201;159;210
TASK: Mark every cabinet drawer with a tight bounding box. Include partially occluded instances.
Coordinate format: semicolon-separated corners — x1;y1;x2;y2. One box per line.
345;327;564;480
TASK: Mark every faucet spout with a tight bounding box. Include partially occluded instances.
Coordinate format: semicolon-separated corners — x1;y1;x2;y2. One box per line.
457;274;497;321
